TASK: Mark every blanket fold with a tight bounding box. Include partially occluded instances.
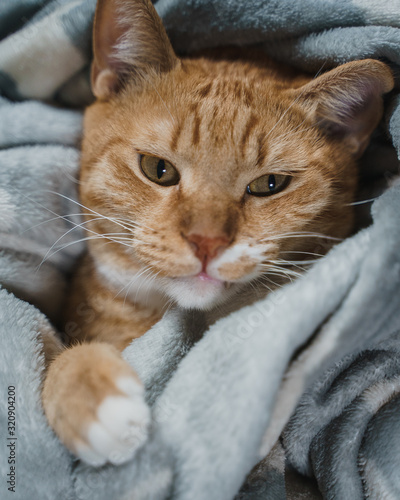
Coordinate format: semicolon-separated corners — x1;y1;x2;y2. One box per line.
1;1;400;499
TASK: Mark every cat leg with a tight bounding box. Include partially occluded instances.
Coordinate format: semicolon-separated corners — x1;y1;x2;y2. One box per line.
42;342;150;466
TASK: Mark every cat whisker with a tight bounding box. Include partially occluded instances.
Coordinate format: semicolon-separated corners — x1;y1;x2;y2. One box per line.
60;167;82;186
314;60;328;79
38;235;130;269
22;212;90;234
25;212;135;236
44;191;156;234
347;197;378;206
264;274;289;289
37;213;135;270
259;272;292;290
160;292;175;315
113;265;153;306
22;196;104;257
253;276;275;294
271;261;316;268
23;191;139;237
281;250;324;260
108;216;154;233
44;191;134;232
263;271;299;282
65;232;133;252
275;255;324;267
279;250;325;258
132;266;157;306
261;263;304;279
100;233;133;241
38;216;109;269
270;258;308;266
247;279;262;297
269;263;305;275
268;259;312;272
144;269;163;306
261;231;342;243
111;218;139;230
270;252;325;270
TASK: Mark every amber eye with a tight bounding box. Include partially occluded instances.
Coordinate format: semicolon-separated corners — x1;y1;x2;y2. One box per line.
140;155;180;186
246;174;291;197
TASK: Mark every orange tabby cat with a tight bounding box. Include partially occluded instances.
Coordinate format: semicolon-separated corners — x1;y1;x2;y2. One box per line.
42;0;393;466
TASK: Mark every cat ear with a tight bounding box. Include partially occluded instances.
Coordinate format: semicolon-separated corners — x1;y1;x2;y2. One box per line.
91;0;179;99
297;60;394;157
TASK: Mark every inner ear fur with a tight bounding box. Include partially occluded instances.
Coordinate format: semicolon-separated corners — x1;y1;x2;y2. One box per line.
297;59;394;157
92;0;179;100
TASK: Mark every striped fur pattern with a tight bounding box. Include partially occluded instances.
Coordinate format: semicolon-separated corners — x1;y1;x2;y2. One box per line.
41;0;394;466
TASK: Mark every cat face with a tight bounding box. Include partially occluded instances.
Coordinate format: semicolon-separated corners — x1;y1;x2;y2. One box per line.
80;0;393;310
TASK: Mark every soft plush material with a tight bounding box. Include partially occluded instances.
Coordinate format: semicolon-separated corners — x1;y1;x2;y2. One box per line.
0;1;400;499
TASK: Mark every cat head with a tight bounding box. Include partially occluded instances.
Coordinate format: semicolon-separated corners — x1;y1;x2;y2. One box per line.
80;0;394;310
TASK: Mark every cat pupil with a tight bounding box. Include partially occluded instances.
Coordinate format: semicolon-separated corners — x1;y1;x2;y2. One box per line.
269;175;276;191
157;160;166;179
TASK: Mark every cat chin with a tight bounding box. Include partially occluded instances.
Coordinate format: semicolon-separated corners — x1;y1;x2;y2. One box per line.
161;275;236;310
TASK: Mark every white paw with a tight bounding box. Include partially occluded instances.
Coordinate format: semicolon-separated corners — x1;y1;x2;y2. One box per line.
76;376;151;466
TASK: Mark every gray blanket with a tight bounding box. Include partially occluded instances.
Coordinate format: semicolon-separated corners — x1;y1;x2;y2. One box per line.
1;1;400;499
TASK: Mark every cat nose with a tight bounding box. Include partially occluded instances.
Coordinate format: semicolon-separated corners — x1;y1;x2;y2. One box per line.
187;234;230;262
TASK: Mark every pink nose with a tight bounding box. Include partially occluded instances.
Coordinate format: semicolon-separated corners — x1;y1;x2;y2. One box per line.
187;234;230;263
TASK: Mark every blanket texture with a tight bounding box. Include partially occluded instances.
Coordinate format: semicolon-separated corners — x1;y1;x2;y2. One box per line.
1;1;400;499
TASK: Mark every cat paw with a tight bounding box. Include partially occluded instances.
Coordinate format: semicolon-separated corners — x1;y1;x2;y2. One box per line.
42;343;150;466
76;376;150;466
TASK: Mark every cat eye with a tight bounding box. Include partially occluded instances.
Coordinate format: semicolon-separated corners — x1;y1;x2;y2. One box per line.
140;154;180;186
246;174;291;197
